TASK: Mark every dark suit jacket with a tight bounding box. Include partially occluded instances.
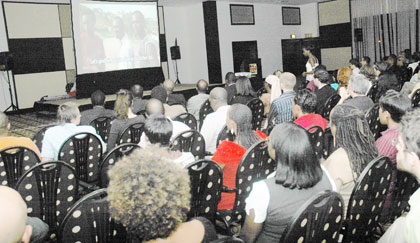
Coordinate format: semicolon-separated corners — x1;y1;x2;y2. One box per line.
167;93;186;106
315;85;337;114
132;98;148;114
225;84;237;105
80;106;114;125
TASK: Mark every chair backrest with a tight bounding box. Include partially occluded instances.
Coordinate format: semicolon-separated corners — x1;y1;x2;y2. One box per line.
0;146;40;188
186;159;223;223
322;127;335;159
365;104;386;140
246;98;264;130
58;132;103;184
117;122;144;145
367;83;379;103
280;191;345;243
199;99;213;130
210;237;245;243
89;116;112;143
411;88;420;108
170;130;206;160
100;143;140;187
174;112;198;130
32;125;55;151
216;125;236;148
256;87;267;98
306;125;324;160
58;188;127;243
265;108;279;135
16;161;79;238
321;94;341;121
342;156;393;243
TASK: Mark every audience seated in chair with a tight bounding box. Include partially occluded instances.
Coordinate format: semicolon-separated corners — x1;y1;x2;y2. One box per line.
211;104;266;210
80;90;113;125
107;89;145;151
0;112;41;158
374;72;401;103
378;108;420;243
322;104;378;213
313;69;337;114
187;79;209;122
224;72;237;105
338;74;374;113
164;79;186;106
230;76;256;105
240;123;332;243
107;145;218;243
292;89;328;131
138;98;189;148
201;87;230;154
151;85;186;119
130;84;148;114
0;186;49;243
337;67;353;90
41;102;106;161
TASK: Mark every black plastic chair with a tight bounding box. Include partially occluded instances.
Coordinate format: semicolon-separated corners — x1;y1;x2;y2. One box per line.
280;191;345;243
89;116;112;143
322;127;335;159
199;99;214;131
58;188;127;243
217;140;276;235
58;132;103;185
186;159;223;224
210;237;245;243
365;104;387;140
117;122;144;145
246;98;264;130
411;88;420;108
32;125;55;151
256;87;267;98
174;112;198;130
341;156;393;243
100;143;140;187
265;108;279;135
321;94;341;121
0;146;40;188
367;83;379;103
170;130;206;160
216;125;236;148
16;161;79;239
306;125;324;160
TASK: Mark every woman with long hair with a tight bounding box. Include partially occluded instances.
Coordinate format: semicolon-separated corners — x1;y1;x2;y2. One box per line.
107;89;145;150
212;104;266;210
231;76;256;105
323;104;378;212
302;45;319;91
240;122;332;243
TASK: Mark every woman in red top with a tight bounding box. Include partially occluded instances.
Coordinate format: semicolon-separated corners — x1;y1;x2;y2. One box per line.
212;104;266;210
292;88;328;131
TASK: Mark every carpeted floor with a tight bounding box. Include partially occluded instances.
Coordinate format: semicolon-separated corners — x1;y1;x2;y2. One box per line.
8;113;57;138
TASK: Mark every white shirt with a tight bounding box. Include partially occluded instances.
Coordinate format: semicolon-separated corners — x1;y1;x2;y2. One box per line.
408;61;419;75
410;73;419;83
200;105;230;154
138;117;190;148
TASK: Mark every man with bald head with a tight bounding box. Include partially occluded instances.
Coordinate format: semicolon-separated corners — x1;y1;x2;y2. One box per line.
163;79;186;106
187;79;209;121
200;87;230;153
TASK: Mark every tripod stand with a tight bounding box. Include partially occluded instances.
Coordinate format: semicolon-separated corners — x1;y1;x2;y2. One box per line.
2;67;18;112
174;59;181;85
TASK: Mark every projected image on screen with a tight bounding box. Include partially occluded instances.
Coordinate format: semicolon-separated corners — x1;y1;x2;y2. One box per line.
72;0;160;74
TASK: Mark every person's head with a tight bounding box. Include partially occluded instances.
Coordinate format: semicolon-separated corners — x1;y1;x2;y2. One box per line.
90;90;106;107
330;104;378;177
292;89;317;118
268;122;322;189
0;186;32;243
144;114;173;146
396;108;420;178
226;104;259;149
302;45;314;57
360;65;376;81
151;85;168;104
314;64;327;72
107;145;191;241
146;98;165;116
347;74;371;96
349;58;361;69
279;72;296;91
387;54;397;66
209;87;228;111
114;89;133;120
314;69;330;87
225;72;236;85
132;11;146;39
163;79;175;94
0;112;10;136
131;84;144;99
111;17;125;40
412;52;420;62
374;61;388;77
196;79;208;94
57;102;81;124
273;70;282;78
361;56;371;66
397;56;407;67
379;90;411;125
235;76;255;96
265;75;280;94
337;67;352;89
375;72;400;102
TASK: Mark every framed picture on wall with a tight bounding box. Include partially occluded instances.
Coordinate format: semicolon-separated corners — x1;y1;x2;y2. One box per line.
282;7;301;25
230;4;255;25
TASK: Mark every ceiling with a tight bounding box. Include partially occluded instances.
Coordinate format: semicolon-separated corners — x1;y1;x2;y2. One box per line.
158;0;334;6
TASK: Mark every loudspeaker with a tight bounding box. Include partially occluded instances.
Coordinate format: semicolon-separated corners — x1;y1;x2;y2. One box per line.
354;28;363;42
170;46;181;60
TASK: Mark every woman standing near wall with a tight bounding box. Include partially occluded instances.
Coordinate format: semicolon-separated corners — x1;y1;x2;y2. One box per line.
302;45;319;92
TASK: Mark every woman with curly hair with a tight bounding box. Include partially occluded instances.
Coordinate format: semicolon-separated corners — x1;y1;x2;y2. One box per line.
107;89;145;151
107;145;218;242
323;104;378;213
231;76;256;105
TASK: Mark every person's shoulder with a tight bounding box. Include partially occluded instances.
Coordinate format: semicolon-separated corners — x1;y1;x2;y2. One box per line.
324;147;348;167
77;125;97;133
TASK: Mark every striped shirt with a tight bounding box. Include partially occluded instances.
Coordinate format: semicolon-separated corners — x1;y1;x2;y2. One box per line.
376;126;399;164
268;91;296;125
